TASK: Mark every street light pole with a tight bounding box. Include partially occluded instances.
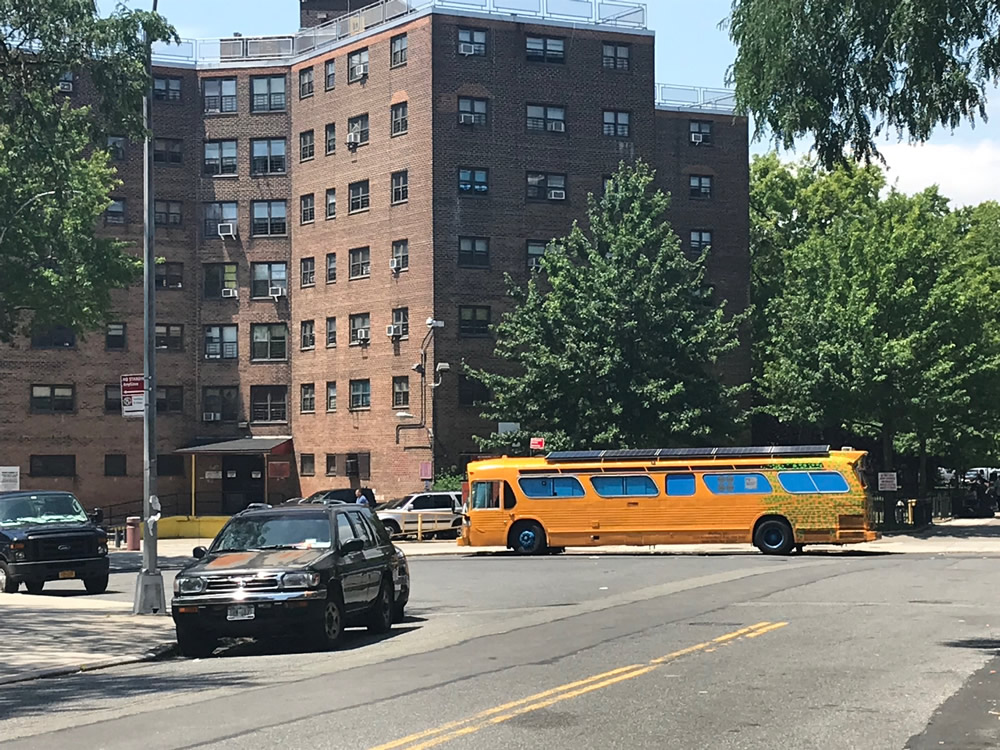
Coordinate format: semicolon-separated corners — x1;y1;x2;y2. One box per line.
134;0;165;615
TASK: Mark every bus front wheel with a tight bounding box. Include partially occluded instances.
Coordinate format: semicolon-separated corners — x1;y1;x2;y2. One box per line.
753;518;795;556
509;521;547;555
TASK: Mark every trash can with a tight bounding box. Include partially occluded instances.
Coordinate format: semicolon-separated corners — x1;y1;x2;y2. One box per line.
126;516;141;551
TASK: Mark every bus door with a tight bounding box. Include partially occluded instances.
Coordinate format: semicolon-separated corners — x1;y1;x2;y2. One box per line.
588;474;659;545
646;472;701;544
468;479;512;547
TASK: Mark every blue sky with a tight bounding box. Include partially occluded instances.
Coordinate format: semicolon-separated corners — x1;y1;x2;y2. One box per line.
103;0;998;205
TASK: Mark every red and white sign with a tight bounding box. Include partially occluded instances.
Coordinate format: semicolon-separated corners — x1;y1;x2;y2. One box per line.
419;461;433;481
120;374;145;418
529;437;545;451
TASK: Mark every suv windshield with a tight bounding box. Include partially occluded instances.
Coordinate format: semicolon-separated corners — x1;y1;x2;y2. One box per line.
212;512;332;552
379;496;412;510
0;493;88;528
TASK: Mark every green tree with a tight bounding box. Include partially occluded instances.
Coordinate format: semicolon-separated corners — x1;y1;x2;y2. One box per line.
728;0;1000;165
468;160;747;453
0;0;175;341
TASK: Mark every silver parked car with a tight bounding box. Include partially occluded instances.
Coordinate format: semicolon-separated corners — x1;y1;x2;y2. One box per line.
376;492;463;539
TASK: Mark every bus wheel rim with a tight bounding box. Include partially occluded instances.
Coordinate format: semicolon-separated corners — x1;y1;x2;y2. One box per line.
519;529;535;548
763;527;783;548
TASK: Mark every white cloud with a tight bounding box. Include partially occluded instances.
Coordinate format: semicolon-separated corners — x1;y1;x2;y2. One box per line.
879;139;1000;207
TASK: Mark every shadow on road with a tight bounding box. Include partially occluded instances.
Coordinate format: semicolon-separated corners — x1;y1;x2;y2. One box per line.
941;637;1000;651
206;624;421;660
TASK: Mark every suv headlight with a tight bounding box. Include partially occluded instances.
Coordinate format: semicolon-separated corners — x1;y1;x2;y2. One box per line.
97;542;108;556
175;576;207;595
281;571;321;589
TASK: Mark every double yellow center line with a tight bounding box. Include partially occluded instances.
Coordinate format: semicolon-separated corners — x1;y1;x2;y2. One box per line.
369;620;788;750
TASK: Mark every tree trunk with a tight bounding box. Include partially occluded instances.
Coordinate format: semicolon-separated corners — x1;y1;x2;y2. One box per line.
917;436;928;499
881;423;894;471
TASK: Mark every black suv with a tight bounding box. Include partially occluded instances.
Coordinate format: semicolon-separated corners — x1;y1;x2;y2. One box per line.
0;491;109;594
171;503;399;658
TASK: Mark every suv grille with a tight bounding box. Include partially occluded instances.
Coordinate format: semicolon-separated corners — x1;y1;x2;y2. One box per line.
204;574;281;593
31;536;92;560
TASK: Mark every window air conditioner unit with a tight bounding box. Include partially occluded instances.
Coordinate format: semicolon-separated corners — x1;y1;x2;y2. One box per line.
221;287;238;298
458;113;476;125
386;324;402;338
458;43;476;56
548;189;566;200
389;257;400;271
217;222;237;238
353;64;368;79
356;329;370;341
346;130;361;146
268;286;285;298
58;80;74;93
202;412;220;422
690;132;704;145
547;120;565;132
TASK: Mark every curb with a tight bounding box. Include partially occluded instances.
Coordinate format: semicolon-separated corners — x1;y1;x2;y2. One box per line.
0;641;177;686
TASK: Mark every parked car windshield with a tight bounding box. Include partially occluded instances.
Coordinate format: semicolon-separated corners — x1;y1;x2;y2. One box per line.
211;512;332;551
378;496;413;510
0;493;88;528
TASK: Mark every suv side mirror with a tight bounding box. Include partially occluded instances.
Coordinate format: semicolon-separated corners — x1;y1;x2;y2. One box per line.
89;508;104;525
340;538;364;555
192;546;208;559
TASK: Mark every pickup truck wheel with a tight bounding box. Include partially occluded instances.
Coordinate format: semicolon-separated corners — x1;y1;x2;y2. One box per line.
0;562;18;593
25;580;44;594
176;622;217;659
84;572;109;594
367;577;394;634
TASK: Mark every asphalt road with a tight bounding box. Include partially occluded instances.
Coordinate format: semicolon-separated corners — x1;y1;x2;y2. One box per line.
3;552;1000;749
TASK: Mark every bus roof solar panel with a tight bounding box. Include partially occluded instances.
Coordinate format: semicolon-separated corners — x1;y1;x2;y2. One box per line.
603;449;660;460
546;451;604;461
546;446;831;462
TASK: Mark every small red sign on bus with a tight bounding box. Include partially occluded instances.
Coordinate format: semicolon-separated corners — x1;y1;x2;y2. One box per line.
529;437;545;451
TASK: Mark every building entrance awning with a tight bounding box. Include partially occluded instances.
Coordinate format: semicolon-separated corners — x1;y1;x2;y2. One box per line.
175;436;293;455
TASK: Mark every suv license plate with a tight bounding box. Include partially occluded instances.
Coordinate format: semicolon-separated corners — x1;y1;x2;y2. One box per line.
58;570;75;579
227;604;255;621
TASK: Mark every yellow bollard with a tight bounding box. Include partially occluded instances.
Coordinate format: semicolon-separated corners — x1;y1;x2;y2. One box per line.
417;513;423;541
907;499;916;525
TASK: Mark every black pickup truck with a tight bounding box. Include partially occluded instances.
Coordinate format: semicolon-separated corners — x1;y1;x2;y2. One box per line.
0;491;109;594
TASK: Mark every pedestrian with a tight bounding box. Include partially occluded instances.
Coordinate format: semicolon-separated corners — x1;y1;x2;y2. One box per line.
355;489;369;507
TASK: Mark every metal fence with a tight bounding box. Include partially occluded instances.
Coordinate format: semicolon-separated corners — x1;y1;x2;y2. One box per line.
870;490;969;531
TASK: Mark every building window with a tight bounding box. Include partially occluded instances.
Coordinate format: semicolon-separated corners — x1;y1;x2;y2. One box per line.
204;201;237;237
30;384;75;413
154;76;182;101
690;120;714;146
458;375;490;406
602;42;630;70
30;325;75;349
154;261;183;289
325;189;337;219
326;452;337;474
391;34;408;67
392;307;409;338
203;77;236;113
392;239;409;271
107;135;125;161
301;320;316;349
204;263;238;298
203;386;239;422
301;383;316;413
458;28;487;55
325;59;336;90
301;194;315;225
458;167;489;195
204;325;238;359
349;180;370;213
345;452;371;479
326;253;337;283
347;113;370;145
251;75;286;112
603;110;630;137
348;48;369;81
391;170;409;204
251;138;286;175
30;455;75;478
325;123;336;154
300;453;315;476
300;129;315;161
157;455;185;476
153;137;182;165
527;172;567;201
459;237;489;268
105;454;127;477
527;240;547;271
458;97;487;125
326;382;337;412
250;386;287;423
251;201;287;236
349;313;371;344
391;102;408;135
349;379;371;409
459;305;491;336
526;104;565;133
251;324;288;361
299;67;314;98
156;386;183;414
349;247;371;279
154;200;182;226
326;316;337;347
104;385;121;412
392;376;410;407
526;36;565;62
105;199;125;225
251;262;287;298
300;257;316;286
689;175;713;199
154;324;183;351
204;140;237;176
690;230;713;251
105;323;126;351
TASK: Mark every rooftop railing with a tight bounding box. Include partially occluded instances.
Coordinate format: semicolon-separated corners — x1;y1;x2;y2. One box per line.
655;84;738;114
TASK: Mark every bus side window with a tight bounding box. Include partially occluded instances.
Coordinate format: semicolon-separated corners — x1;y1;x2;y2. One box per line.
704;473;772;494
810;471;849;493
665;474;696;496
503;481;517;509
471;481;500;509
777;472;816;493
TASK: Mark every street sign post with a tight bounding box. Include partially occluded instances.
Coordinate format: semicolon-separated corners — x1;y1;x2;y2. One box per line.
120;374;145;418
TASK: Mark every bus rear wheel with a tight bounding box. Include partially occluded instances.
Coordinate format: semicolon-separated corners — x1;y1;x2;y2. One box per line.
754;518;795;555
509;521;546;555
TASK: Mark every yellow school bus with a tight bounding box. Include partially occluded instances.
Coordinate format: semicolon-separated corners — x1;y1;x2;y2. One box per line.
458;445;878;555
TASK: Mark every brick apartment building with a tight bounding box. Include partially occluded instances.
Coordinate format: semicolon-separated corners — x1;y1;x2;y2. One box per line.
0;0;750;516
